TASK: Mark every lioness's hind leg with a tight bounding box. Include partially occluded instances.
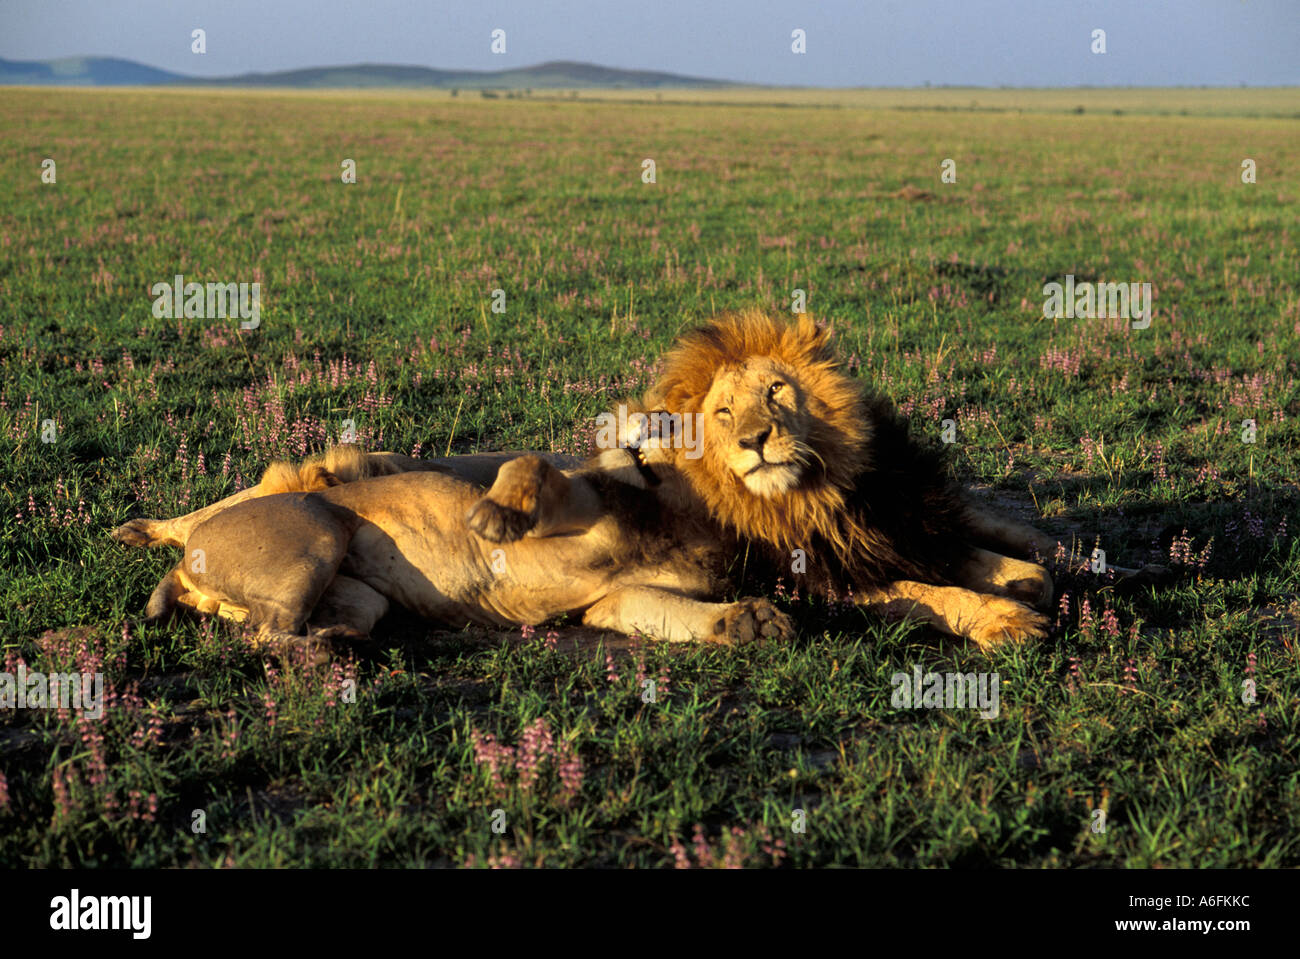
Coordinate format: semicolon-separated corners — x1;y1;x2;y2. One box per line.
467;454;604;542
965;504;1170;587
113;484;269;550
248;573;387;665
142;563;251;624
957;548;1054;612
245;626;334;666
306;575;389;639
183;494;357;639
111;448;434;550
113;517;175;549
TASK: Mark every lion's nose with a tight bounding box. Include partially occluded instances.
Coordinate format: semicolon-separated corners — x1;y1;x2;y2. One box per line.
737;426;771;452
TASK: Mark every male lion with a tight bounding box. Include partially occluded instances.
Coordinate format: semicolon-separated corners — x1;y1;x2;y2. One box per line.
617;310;1066;650
113;444;793;655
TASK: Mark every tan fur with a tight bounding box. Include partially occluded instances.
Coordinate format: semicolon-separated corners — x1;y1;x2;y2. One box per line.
117;448;794;657
111;450;549;551
857;581;1048;651
956;548;1054;612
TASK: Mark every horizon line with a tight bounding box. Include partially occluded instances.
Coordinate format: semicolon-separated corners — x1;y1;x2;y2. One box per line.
1;54;1295;90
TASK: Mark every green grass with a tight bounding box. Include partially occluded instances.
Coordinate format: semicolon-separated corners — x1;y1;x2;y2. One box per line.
1;87;1298;867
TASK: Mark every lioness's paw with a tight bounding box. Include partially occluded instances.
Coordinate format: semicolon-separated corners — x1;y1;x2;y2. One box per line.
112;518;165;548
968;597;1049;650
311;624;369;644
302;625;370;662
465;497;536;543
712;598;796;645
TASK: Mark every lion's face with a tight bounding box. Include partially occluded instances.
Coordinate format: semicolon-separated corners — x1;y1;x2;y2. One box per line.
701;357;814;498
632;311;872;550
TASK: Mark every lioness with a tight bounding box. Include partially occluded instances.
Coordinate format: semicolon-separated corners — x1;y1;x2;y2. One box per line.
114;444;793;654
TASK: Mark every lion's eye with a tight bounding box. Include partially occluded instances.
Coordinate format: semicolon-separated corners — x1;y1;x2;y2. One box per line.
768;382;784;397
716;407;731;417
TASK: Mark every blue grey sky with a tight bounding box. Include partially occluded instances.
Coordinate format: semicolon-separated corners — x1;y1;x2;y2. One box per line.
2;0;1296;86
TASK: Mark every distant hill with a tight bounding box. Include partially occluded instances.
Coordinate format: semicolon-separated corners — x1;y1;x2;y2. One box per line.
0;56;187;86
0;56;736;89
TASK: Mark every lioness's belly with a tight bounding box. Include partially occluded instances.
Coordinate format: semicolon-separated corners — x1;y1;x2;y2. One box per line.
322;472;620;627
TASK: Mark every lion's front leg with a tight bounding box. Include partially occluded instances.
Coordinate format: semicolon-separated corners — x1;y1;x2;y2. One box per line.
956;548;1054;612
859;580;1048;651
965;504;1066;561
964;504;1170;587
582;587;794;645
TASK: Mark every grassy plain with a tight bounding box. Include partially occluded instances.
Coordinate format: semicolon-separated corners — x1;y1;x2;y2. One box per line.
0;86;1298;866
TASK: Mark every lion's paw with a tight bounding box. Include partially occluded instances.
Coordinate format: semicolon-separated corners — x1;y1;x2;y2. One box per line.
112;517;165;548
1005;568;1054;613
465;497;536;543
712;598;796;645
968;596;1049;651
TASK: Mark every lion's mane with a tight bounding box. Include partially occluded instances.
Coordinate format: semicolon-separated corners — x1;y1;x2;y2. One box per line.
643;310;978;595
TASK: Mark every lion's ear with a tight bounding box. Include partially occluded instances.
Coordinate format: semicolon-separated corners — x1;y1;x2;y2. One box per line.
790;313;835;361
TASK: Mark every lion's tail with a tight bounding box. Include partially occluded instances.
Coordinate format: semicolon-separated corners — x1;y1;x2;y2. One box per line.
257;445;403;495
